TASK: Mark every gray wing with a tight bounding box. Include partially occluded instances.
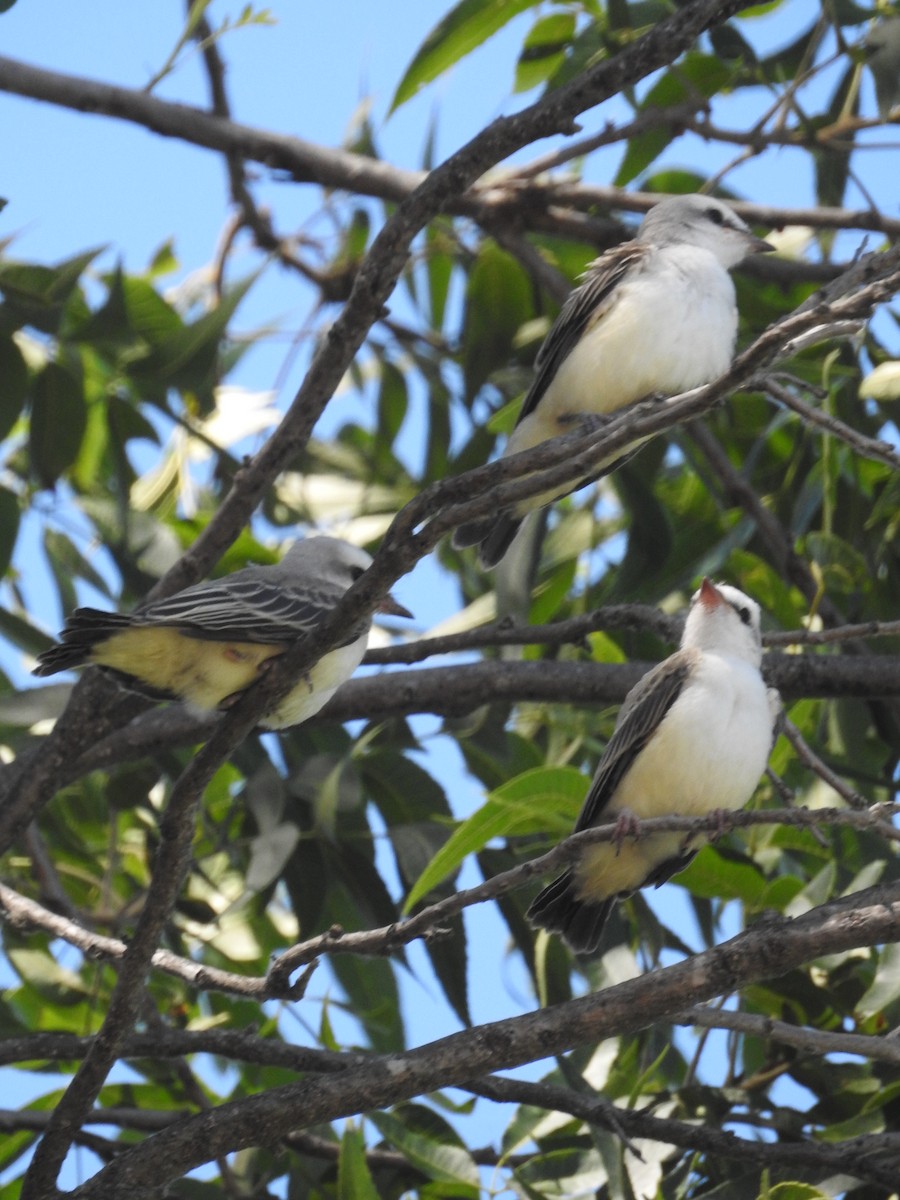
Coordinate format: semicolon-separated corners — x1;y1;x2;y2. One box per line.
515;242;647;427
574;648;696;833
136;571;355;645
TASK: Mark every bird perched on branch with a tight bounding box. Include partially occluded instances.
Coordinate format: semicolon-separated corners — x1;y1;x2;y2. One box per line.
33;536;412;730
527;578;780;955
453;194;774;568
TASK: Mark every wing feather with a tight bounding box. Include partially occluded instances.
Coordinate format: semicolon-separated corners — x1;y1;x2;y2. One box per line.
515;242;646;427
574;648;695;832
135;574;357;645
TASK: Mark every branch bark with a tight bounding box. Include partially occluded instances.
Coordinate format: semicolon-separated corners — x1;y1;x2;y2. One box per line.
67;883;900;1198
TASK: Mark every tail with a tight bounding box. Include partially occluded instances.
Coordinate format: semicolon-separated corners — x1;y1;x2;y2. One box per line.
527;870;613;956
32;609;132;677
452;513;524;570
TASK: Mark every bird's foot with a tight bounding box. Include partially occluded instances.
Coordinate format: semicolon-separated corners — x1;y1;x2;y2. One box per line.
708;807;731;841
612;810;641;856
257;656;314;693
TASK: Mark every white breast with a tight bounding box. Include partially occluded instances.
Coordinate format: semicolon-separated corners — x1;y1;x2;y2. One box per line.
262;633;368;730
512;243;738;449
574;651;771;902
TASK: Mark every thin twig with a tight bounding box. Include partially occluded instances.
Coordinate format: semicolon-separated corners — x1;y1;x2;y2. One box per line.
781;717;870;810
765;375;900;470
464;1073;900;1190
681;1006;900;1067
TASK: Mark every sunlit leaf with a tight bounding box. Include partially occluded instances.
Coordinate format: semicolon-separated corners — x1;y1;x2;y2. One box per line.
514;12;576;93
404;766;586;911
390;0;540;112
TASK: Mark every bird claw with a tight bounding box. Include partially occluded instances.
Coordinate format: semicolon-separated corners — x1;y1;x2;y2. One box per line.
612;811;641;855
709;808;730;841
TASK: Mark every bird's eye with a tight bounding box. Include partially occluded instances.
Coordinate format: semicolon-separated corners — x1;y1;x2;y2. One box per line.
737;605;752;626
349;565;366;581
705;206;725;226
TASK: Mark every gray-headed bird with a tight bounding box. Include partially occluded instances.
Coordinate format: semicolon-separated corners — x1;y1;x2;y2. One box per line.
527;579;780;955
453;195;773;568
33;536;412;730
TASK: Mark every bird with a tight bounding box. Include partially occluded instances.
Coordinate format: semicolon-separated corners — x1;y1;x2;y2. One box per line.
453;194;774;568
32;536;412;730
527;578;780;955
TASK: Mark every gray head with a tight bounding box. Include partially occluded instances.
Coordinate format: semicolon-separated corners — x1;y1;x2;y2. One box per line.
277;536;412;618
682;578;763;667
638;194;774;268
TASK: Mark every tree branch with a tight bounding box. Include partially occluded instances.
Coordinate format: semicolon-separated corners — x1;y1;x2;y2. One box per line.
19;10;760;1190
681;1006;900;1068
464;1074;900;1191
68;883;900;1198
5;807;896;1002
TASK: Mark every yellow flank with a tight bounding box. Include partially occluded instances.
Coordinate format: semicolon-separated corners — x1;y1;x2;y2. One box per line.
574;833;689;901
90;627;285;711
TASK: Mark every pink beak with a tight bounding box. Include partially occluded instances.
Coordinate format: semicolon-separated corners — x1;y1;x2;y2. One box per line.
378;593;413;620
698;577;724;610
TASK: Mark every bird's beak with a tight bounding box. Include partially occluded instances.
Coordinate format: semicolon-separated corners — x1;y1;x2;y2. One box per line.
698;577;724;609
748;234;776;254
378;593;414;620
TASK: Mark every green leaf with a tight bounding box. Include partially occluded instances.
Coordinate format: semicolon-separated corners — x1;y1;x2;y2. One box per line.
514;1148;609;1196
856;942;900;1021
366;1109;479;1193
0;333;28;440
43;528;110;597
28;360;87;488
0;247;102;334
390;0;540;112
615;53;731;186
129;271;258;401
404;766;586;912
338;1123;381;1200
426;220;455;332
676;846;767;906
330;941;405;1053
0;606;55;656
804;530;868;595
0;488;19;576
815;64;858;210
758;1185;830;1200
461;241;532;402
514;12;576;93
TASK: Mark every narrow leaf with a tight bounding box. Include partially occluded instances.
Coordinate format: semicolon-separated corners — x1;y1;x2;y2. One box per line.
390;0;539;113
404;766;585;912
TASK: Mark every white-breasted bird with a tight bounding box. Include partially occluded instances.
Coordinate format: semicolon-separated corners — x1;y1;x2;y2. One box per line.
33;536;412;730
453;194;774;568
527;578;780;955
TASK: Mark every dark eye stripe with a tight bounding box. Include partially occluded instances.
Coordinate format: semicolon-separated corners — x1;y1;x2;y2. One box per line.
733;603;752;626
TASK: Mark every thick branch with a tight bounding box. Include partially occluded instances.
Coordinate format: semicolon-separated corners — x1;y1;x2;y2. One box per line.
465;1074;900;1191
1;57;897;247
70;884;900;1198
23;649;900;786
5;807;897;1001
